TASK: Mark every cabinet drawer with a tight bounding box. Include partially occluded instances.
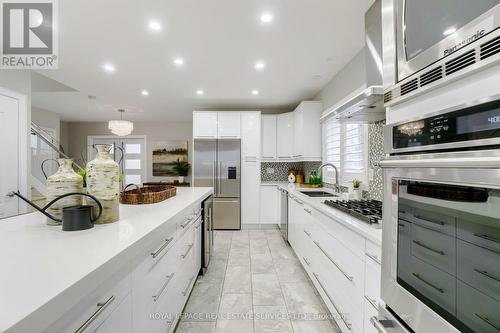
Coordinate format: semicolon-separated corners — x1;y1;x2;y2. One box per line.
363;298;378;333
407;206;455;236
178;208;200;238
364;254;381;310
365;241;381;265
409;256;456;315
410;224;456;275
457;280;500;333
457;217;500;253
458;240;500;302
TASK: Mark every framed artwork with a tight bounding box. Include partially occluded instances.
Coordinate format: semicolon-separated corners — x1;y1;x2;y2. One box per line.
152;141;188;176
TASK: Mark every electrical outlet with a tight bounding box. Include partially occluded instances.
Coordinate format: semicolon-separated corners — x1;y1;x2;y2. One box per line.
266;168;275;174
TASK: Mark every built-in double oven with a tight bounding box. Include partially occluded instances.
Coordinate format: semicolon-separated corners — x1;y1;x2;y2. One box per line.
373;96;500;332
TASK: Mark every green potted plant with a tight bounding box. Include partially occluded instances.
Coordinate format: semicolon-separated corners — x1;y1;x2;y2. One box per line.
172;159;190;183
352;179;362;200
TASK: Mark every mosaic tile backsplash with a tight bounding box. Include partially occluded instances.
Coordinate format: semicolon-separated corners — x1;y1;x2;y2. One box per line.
368;120;385;201
261;162;322;182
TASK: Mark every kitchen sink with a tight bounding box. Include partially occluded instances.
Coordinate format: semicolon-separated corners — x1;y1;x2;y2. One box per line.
300;191;337;197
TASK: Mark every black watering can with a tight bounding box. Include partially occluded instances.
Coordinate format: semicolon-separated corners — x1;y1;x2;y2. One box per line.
8;191;103;231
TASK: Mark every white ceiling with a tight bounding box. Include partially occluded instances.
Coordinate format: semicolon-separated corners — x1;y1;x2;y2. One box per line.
33;0;374;122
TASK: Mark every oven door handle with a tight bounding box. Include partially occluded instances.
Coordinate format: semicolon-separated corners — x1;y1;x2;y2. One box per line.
370;317;392;333
379;157;500;169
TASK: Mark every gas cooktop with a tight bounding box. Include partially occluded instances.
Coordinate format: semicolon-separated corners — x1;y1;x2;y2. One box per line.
323;199;382;224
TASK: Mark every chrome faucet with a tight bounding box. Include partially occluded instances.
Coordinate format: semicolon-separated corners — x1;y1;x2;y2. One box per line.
317;163;340;192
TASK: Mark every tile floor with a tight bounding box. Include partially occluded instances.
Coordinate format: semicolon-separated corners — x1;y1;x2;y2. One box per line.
175;229;340;333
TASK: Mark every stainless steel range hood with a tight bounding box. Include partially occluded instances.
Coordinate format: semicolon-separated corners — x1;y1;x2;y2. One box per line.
321;0;384;123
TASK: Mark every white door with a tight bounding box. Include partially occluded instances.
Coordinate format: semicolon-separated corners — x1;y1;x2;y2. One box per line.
241;112;261;159
277;112;294;159
241;160;260;224
0;93;21;218
217;112;241;138
261;115;277;160
193;112;218;138
89;137;146;190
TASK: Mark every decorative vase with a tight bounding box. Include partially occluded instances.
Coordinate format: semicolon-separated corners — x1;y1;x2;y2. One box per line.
46;159;83;225
86;144;120;224
178;176;185;183
352;188;362;200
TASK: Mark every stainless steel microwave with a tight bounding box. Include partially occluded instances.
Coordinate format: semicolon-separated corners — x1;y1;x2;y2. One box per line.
396;0;500;82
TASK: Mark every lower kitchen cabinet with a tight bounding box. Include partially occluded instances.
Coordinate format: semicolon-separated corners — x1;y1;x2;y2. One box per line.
260;185;279;224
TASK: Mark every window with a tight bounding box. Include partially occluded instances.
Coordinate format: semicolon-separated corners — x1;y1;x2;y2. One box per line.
323;119;368;185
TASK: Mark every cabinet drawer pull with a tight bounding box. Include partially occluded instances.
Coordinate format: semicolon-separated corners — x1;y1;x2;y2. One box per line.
262;156;275;159
414;215;445;226
314;240;353;282
473;233;500;244
303;230;311;237
303;257;311;266
474;269;500;282
182;276;196;296
220;135;238;138
364;295;378;310
75;295;115;333
365;252;381;265
181;244;194;258
412;273;444;293
150;237;174;259
313;272;352;330
181;217;194;228
196;135;216;138
295;198;303;205
412;240;445;256
474;313;500;331
304;208;312;214
370;317;391;333
152;273;175;302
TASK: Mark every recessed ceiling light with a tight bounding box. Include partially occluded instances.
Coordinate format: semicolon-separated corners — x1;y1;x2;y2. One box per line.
252;90;259;95
196;89;204;95
174;58;185;66
148;20;162;32
255;61;265;70
443;27;456;36
102;63;116;73
260;13;273;23
141;90;149;96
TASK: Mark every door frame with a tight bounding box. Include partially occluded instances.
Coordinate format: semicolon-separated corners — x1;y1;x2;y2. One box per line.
0;86;29;198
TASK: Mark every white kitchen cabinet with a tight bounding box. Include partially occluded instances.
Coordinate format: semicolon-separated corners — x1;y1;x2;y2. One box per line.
260;185;278;224
241;111;261;159
242;161;260;224
95;294;133;333
293;101;323;160
277;112;294;159
193;112;218;138
261;115;277;159
217;112;241;138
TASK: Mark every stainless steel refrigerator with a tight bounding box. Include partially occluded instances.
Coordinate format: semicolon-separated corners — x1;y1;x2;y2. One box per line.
193;139;241;230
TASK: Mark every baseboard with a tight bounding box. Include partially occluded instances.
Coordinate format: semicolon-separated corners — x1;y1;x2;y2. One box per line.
241;223;279;230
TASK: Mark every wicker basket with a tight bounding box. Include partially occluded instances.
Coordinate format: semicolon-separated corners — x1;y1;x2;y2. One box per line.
119;184;176;205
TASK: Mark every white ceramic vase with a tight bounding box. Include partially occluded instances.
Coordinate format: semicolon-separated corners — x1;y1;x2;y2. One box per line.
178;176;185;183
352;188;362;200
46;159;83;225
86;144;120;224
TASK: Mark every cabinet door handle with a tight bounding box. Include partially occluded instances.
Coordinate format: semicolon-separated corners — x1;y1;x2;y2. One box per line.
150;237;174;259
152;273;175;302
181;244;194;258
473;233;500;244
412;240;445;256
314;240;353;282
197;135;216;138
302;257;311;266
414;215;445;226
75;296;115;333
474;269;500;282
370;317;391;333
365;252;381;265
313;272;352;330
412;273;444;293
181;217;194;228
364;295;378;310
262;156;275;159
304;208;312;214
220;135;238;138
474;313;500;331
303;229;311;237
182;276;196;296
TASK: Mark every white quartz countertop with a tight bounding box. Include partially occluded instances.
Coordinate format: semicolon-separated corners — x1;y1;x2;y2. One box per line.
0;187;213;333
276;182;382;246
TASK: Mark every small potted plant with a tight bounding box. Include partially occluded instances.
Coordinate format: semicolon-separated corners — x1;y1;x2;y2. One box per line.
352;179;362;200
173;159;190;183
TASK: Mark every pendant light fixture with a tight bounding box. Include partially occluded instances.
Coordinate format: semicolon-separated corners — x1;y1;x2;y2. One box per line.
108;109;133;136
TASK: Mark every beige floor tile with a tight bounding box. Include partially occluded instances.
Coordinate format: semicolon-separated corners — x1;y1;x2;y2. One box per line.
215;319;254;333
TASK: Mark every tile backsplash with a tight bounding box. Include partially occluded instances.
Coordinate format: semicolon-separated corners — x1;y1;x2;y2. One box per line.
368;120;385;201
261;161;322;182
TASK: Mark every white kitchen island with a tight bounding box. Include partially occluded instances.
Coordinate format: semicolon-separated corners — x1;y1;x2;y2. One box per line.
0;187;213;333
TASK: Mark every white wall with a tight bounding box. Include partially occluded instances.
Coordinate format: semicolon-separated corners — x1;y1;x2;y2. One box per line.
65;121;193;183
31;107;61;142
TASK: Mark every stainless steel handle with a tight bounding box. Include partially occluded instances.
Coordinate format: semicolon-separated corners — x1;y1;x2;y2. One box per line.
303;229;311;237
412;273;444;293
195;220;201;229
474;268;500;282
474;313;500;331
364;295;378;310
370;317;391;333
379;157;500;169
304;208;312;214
218;161;222;197
474;233;500;244
414;215;445;226
314;240;353;281
366;252;381;265
181;217;194;228
302;256;311;266
182;276;195;296
313;272;352;330
75;296;115;333
295;198;303;205
152;273;175;302
262;156;275;159
213;160;216;192
197;135;216;138
181;244;194;258
412;240;445;255
220;135;238;138
150;237;174;259
278;156;292;159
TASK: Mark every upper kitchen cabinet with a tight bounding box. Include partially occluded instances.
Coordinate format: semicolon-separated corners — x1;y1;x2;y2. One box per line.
261;115;277;160
217;112;241;138
277;112;294;159
241;111;261;159
293;101;322;161
193;111;218;138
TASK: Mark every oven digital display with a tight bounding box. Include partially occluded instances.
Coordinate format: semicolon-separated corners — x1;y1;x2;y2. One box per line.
457;108;500;134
